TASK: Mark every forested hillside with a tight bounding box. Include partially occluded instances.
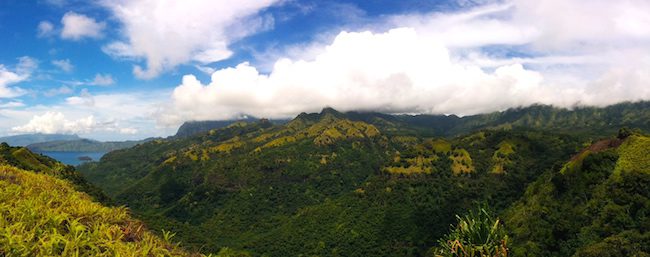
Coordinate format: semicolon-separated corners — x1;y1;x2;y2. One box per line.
505;131;650;256
347;101;650;137
76;104;650;256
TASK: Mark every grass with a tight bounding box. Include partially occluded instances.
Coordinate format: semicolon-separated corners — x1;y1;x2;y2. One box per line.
491;141;516;174
613;134;650;178
450;149;475;175
0;164;199;257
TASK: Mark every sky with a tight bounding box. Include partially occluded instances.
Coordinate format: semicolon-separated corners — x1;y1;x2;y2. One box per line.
0;0;649;141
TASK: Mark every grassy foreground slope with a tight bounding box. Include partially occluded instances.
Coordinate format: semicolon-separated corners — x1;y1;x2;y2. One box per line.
0;142;110;203
0;164;196;256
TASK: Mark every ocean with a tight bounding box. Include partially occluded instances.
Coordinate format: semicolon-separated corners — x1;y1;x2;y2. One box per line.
35;151;107;166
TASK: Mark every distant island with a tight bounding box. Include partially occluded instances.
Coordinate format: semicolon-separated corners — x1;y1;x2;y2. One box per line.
78;156;94;162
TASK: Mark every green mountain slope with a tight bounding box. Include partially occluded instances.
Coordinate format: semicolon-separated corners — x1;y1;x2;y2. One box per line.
0;142;110;203
80;107;597;256
27;138;154;152
504;132;650;256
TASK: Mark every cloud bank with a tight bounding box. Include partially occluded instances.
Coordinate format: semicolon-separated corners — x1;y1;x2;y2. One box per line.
12;112;97;134
157;0;650;126
101;0;280;79
6;90;163;138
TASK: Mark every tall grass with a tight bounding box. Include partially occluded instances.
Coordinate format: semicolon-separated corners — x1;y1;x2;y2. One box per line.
0;165;201;256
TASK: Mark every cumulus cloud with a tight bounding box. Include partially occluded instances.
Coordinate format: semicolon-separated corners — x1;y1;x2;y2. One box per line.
0;57;38;98
60;12;105;40
52;59;74;72
11;111;138;135
100;0;280;79
12;111;138;135
12;112;96;134
157;28;553;124
0;89;171;140
37;21;55;37
156;0;650;125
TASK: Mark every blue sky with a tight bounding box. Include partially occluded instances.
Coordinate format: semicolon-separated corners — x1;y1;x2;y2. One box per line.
0;0;649;141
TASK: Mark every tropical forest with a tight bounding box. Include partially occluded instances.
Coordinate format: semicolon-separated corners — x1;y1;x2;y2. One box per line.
1;0;650;256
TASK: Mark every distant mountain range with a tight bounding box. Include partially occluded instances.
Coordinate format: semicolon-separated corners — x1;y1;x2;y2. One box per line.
0;133;81;146
26;138;155;152
175;118;289;137
0;133;154;153
174;101;650;139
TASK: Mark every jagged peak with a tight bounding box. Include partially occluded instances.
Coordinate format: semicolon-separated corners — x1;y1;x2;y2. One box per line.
320;107;344;117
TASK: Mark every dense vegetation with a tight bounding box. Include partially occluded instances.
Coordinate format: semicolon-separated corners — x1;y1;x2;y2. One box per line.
78;103;650;256
348;101;650;138
27;138;153;152
504;131;650;256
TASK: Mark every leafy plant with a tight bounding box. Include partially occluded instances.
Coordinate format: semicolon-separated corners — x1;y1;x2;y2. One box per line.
434;207;509;257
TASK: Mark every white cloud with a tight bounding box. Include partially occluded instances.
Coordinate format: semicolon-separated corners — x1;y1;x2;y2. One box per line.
119;127;138;134
100;0;281;79
66;88;95;106
157;28;552;124
51;59;74;72
44;85;74;97
37;21;55;37
60;12;106;40
0;67;26;98
90;73;115;86
0;101;25;109
0;57;38;98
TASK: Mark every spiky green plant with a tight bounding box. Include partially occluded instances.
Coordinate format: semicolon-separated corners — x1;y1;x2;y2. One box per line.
434;207;509;257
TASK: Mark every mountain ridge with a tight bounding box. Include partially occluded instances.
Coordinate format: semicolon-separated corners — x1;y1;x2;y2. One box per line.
78;103;650;255
27;138;156;152
0;133;81;146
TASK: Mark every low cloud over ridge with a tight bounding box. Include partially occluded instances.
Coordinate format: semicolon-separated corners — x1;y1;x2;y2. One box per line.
157;0;650;126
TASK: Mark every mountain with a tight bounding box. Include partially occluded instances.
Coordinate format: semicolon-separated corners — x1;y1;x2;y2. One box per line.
81;104;643;255
175;118;289;138
27;138;156;152
0;133;81;146
0;157;202;256
346;101;650;137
